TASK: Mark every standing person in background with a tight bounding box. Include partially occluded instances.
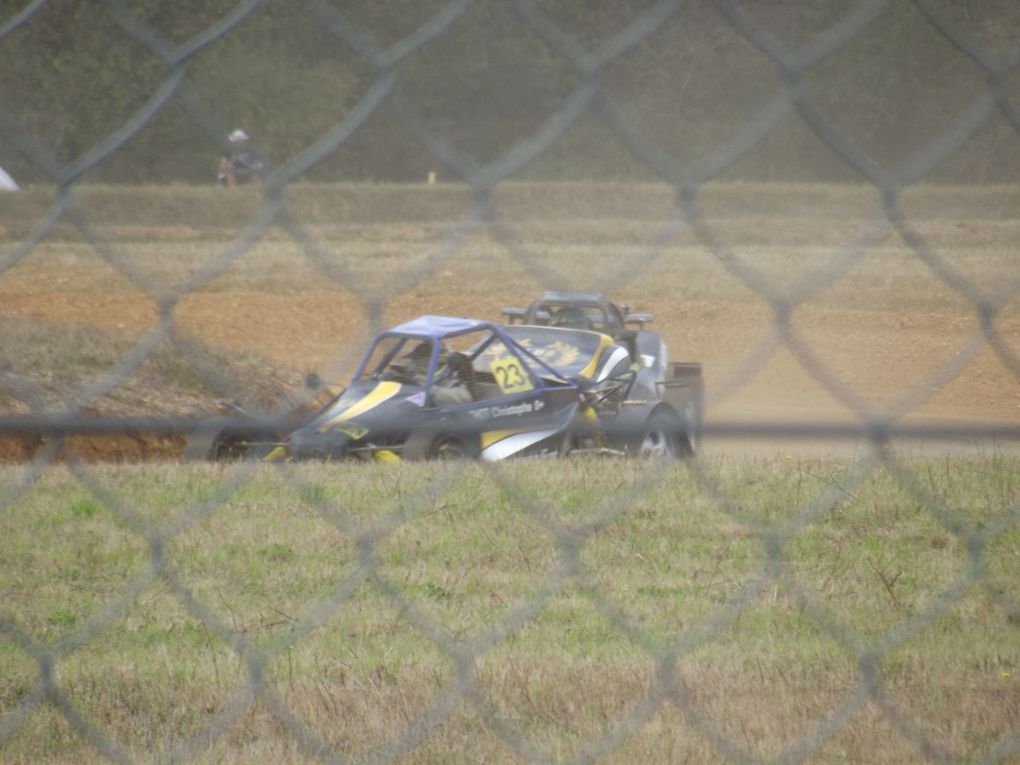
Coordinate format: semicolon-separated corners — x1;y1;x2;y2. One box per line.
217;129;265;187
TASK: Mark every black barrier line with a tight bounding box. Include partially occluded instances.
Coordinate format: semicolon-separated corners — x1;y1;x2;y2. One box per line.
2;414;1019;442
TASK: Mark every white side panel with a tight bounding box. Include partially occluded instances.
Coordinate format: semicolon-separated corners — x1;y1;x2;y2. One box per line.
481;428;560;461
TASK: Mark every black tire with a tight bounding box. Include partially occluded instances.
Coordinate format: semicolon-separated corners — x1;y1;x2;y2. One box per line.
678;400;699;457
557;409;600;456
185;428;275;462
185;427;225;462
630;411;683;459
679;378;705;457
557;428;577;457
402;428;479;461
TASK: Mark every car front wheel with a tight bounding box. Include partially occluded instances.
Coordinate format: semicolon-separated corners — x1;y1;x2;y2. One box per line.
402;428;480;461
185;428;276;461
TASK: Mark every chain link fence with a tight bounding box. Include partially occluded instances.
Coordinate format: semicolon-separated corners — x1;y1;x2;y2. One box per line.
1;1;1019;762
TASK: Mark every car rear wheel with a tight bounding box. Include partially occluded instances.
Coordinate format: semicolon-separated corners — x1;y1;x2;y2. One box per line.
631;412;681;459
679;378;704;457
680;399;699;456
402;428;480;461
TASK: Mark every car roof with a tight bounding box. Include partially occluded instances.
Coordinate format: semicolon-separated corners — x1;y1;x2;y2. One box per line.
537;290;607;304
384;315;499;339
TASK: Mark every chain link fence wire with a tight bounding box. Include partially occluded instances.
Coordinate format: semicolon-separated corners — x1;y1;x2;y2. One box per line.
1;0;1019;762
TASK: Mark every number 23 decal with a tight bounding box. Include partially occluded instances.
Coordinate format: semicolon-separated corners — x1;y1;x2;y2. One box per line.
489;357;534;393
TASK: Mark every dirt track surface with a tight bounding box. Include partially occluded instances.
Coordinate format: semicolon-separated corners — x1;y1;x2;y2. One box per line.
2;207;1019;460
2;289;1018;420
3;289;1018;456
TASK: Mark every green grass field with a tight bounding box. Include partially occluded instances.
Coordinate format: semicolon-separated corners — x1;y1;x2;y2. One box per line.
1;456;1017;764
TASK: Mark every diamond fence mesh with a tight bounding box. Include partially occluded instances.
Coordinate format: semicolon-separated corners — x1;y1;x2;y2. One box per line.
1;1;1019;763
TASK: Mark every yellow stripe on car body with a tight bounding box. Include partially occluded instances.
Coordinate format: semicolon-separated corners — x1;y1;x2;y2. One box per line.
481;429;529;449
317;381;402;432
577;333;614;379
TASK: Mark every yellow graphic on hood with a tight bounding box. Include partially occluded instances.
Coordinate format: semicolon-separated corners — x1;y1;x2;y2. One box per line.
481;429;528;449
264;445;289;462
578;334;613;379
513;338;582;370
317;381;402;432
509;333;614;379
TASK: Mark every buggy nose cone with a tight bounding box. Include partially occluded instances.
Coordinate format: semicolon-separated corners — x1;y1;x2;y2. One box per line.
286;425;352;460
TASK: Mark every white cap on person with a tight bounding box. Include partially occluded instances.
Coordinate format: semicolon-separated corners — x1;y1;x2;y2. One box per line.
228;129;249;142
